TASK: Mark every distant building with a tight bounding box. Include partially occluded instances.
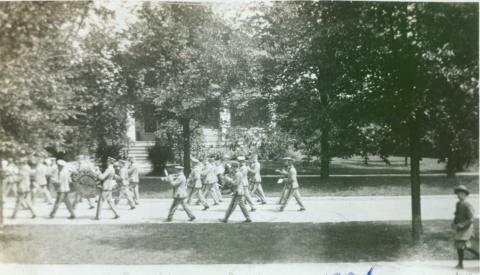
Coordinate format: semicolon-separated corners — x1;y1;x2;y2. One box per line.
126;99;271;173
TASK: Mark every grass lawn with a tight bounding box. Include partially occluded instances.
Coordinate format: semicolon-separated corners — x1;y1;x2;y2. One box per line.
260;156;478;175
138;175;479;198
0;220;477;264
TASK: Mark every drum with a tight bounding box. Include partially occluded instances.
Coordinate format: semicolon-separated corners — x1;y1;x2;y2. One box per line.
71;170;102;197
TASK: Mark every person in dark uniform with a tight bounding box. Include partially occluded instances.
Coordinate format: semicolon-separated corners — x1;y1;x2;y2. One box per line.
452;185;479;269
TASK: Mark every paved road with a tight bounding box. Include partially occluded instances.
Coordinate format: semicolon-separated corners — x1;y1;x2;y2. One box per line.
3;194;478;225
0;261;478;275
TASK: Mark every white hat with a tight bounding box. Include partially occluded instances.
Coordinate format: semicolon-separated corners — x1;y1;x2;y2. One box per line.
237;156;246;161
282;157;294;161
174;165;184;170
191;157;200;163
57;160;67;166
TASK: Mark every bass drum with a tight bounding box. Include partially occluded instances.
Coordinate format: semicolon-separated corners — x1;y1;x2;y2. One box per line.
71;170;102;197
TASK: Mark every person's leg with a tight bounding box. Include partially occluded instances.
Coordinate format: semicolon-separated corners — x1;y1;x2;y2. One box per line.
49;192;63;218
196;188;209;209
278;185;288;204
223;194;239;222
123;187;136;209
180;199;195;220
63;193;76;218
457;248;465;268
133;184;140;204
22;192;36;217
254;182;267;203
105;192;119;218
280;188;293;211
10;193;22;218
167;198;181;220
243;188;256;211
293;189;305;210
41;185;53;204
238;195;251;221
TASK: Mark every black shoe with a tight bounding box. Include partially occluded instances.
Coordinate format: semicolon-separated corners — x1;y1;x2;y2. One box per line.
89;206;95;210
130;206;136;210
203;206;209;211
251;208;256;212
219;219;227;223
189;216;196;221
279;207;285;212
166;218;173;222
49;215;55;219
214;203;219;206
68;215;75;220
135;201;139;205
455;264;464;269
299;207;306;211
9;216;16;220
31;214;36;219
244;219;252;223
261;201;267;205
113;215;120;219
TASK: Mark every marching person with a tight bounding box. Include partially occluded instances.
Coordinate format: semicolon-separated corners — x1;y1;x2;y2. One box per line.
276;162;290;205
10;158;36;219
166;166;196;222
213;156;224;202
33;158;53;205
452;185;479;269
95;157;120;220
278;157;306;212
2;158;18;199
238;156;256;212
220;161;251;223
248;154;267;204
49;160;76;219
186;158;209;210
114;160;136;210
128;156;140;205
201;157;220;205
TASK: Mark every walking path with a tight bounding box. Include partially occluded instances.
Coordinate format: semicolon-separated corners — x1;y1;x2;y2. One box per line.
0;261;478;275
3;194;478;225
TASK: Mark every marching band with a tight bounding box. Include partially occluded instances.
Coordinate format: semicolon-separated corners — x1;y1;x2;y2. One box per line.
1;153;307;222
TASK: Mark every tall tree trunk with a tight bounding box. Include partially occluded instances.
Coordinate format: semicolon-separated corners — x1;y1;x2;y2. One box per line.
320;126;330;179
409;119;423;244
182;118;191;176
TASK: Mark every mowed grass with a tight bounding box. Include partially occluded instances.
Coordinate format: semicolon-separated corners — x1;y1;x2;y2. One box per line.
138;175;479;198
0;220;477;264
260;156;478;175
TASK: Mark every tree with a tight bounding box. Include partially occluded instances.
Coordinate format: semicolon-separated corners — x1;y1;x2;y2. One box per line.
255;2;364;178
347;3;478;242
124;3;260;175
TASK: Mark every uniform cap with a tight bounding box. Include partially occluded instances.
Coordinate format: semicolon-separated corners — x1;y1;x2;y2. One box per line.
454;185;469;195
57;160;67;166
107;157;116;163
282;157;294;161
174;165;184;170
236;156;246;161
